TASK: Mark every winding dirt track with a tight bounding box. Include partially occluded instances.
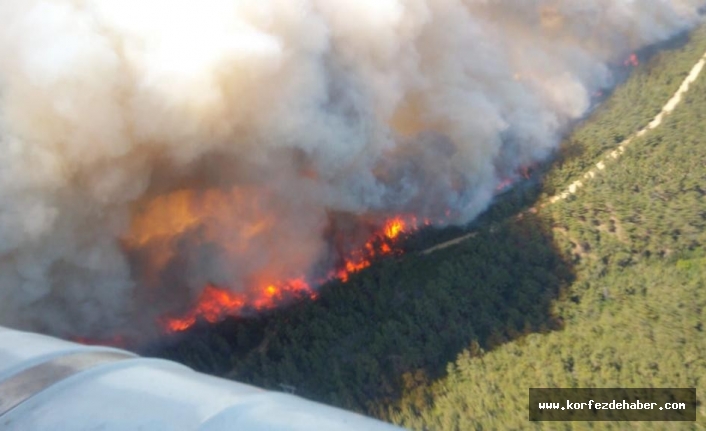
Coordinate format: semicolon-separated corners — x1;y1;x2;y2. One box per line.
547;51;706;205
420;232;477;255
421;51;706;255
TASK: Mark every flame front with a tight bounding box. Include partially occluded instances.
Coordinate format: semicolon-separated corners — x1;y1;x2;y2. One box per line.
162;279;315;332
138;205;418;333
163;284;246;332
335;217;409;282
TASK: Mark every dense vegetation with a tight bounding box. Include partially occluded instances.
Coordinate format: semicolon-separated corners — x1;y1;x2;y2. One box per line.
153;212;571;409
389;25;706;430
153;25;706;429
544;26;706;195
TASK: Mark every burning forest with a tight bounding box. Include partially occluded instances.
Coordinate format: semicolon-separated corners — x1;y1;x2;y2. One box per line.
0;0;703;342
156;215;418;333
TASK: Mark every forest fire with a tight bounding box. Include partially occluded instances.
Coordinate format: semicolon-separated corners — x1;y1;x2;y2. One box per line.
162;280;313;332
333;217;411;282
3;0;698;343
159;216;416;333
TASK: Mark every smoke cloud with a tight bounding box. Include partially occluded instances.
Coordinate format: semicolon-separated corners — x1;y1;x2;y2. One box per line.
0;0;702;339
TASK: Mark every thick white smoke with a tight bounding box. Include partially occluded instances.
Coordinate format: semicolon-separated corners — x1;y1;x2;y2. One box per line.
0;0;702;339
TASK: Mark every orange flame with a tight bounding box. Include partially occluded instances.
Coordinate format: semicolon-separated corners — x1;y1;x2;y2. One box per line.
384;218;406;239
161;216;413;332
162;278;317;332
163;284;246;332
335;217;408;282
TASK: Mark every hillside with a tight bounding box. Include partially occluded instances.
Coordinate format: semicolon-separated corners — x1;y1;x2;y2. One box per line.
389;25;706;430
153;25;706;429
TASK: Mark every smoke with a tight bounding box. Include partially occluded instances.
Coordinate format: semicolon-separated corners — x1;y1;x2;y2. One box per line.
0;0;702;339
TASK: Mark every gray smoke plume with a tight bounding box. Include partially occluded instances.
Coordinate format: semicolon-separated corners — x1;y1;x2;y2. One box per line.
0;0;702;339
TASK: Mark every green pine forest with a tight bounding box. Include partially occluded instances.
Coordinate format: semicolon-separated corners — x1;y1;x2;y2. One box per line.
153;25;706;430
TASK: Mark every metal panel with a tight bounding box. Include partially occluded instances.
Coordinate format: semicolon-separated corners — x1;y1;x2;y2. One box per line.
0;350;133;417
